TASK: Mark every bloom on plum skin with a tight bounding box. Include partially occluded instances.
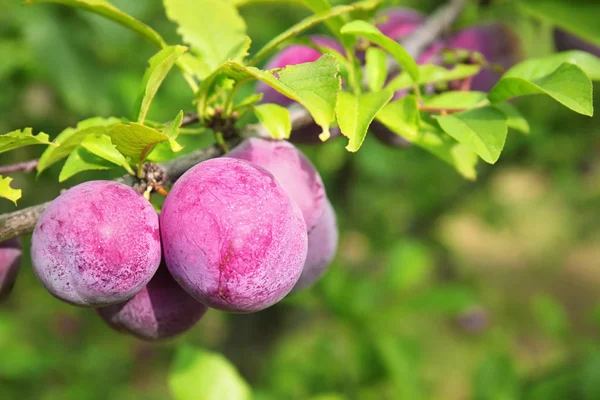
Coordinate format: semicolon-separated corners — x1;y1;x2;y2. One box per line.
160;157;308;313
97;265;208;341
31;181;161;308
227;137;326;232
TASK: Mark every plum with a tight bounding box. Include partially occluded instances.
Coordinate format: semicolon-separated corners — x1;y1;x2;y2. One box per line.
445;24;521;91
376;7;424;41
292;199;338;293
257;35;343;144
160;157;307;313
97;265;207;341
0;238;22;301
227;137;326;231
31;181;161;307
553;28;600;57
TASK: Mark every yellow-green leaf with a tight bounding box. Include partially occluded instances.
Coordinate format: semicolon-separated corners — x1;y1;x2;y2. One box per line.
0;128;53;154
0;175;22;205
37;117;121;176
135;46;188;123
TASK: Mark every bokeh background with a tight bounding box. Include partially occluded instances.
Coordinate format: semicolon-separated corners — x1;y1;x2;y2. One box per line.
1;0;599;399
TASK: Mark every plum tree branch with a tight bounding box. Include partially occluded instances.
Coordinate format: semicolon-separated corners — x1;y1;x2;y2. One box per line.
0;0;467;243
0;159;39;174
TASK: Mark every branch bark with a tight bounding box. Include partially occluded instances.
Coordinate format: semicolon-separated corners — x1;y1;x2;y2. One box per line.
0;159;39;174
0;0;468;243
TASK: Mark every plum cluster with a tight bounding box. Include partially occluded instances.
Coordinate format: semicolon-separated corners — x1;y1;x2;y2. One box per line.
258;7;521;146
24;138;337;340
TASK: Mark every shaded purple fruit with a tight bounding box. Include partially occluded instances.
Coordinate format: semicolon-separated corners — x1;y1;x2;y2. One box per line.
0;238;22;301
227;137;326;232
376;7;423;41
553;28;600;57
445;24;521;91
31;181;161;307
97;265;207;341
160;158;307;313
292;200;338;293
257;36;343;144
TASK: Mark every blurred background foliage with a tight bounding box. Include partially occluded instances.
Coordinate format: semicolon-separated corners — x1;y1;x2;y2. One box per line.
1;0;599;399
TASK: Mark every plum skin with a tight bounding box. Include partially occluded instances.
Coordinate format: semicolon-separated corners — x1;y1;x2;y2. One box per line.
227;137;326;232
445;24;521;91
292;200;338;293
160;157;308;313
31;181;161;307
553;28;600;57
0;238;22;301
97;265;207;341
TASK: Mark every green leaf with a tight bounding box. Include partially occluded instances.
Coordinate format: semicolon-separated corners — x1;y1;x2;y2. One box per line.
24;0;166;48
135;46;188;123
0;128;53;154
250;1;378;65
375;96;420;141
341;20;419;83
37;117;121;176
164;111;185;152
422;91;487;109
254;104;292;139
234;93;264;111
147;130;213;162
366;47;388;92
520;0;600;47
164;0;248;78
489;62;593;116
169;345;251;400
109;123;178;166
218;55;341;139
0;176;21;205
495;102;530;134
336;90;393;152
80;134;135;175
500;50;600;81
386;64;481;92
436;106;508;164
375;98;478;179
58;146;114;182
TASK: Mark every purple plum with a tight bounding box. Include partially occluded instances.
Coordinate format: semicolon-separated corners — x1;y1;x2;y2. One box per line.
31;181;161;307
257;35;343;144
445;24;521;91
160;157;307;313
227;137;326;232
292;199;338;293
376;7;424;42
97;265;208;341
0;238;22;301
553;28;600;57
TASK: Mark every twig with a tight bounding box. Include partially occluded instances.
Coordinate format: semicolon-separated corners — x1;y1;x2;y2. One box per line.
180;112;200;127
400;0;469;60
0;159;39;175
0;0;467;243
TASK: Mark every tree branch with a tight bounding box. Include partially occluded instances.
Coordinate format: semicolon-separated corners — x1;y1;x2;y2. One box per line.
0;0;467;243
0;159;39;174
